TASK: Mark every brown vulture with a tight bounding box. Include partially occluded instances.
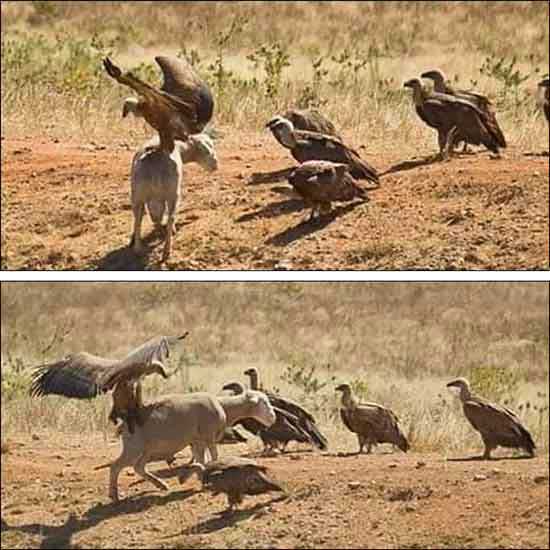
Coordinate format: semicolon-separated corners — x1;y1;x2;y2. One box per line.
179;456;284;512
266;116;379;184
29;333;189;434
335;383;409;454
287;160;368;221
539;77;549;124
404;78;504;158
446;378;536;459
222;382;315;453
283;108;341;138
103;56;214;151
421;69;506;152
244;367;328;451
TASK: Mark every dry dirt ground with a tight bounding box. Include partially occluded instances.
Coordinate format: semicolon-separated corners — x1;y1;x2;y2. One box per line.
1;134;548;270
1;432;548;549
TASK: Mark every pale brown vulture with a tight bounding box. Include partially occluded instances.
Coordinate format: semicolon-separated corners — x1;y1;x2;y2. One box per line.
283;108;341;138
539;77;549;123
222;381;315;453
29;333;189;434
244;367;328;451
266;116;379;184
404;78;505;158
335;383;409;454
421;69;507;152
103;56;214;151
446;377;536;459
287;160;368;221
179;456;284;511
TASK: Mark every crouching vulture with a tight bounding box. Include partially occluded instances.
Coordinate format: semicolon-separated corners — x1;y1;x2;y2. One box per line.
335;383;409;454
404;78;505;159
266;116;379;184
244;367;329;451
179;456;284;512
29;333;189;434
103;55;214;151
287;161;368;222
421;69;507;152
222;382;317;453
539;77;549;124
446;377;536;459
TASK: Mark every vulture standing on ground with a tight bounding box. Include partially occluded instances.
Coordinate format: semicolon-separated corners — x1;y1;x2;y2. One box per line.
287;160;368;221
266;116;379;184
335;383;410;454
446;377;536;459
179;456;284;512
539;77;549;124
29;333;189;434
103;56;214;151
222;382;315;452
403;78;505;158
244;368;328;451
283;108;341;138
421;69;507;152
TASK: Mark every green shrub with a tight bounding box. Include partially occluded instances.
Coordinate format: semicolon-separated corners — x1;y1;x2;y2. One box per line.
467;365;521;403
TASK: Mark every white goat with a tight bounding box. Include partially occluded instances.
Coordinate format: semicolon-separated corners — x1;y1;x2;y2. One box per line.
96;390;275;501
130;133;218;261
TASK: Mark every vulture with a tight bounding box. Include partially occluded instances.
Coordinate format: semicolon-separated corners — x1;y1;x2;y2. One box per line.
283;108;341;138
103;56;214;151
539;77;549;124
29;333;189;434
421;69;507;152
287;160;368;221
335;383;409;454
446;378;536;459
244;367;328;451
404;78;505;158
222;382;314;453
179;456;284;512
266;116;379;184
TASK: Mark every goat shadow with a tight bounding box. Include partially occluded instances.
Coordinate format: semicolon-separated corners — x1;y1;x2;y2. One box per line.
381;154;444;176
266;201;366;247
3;489;196;549
522;151;549;158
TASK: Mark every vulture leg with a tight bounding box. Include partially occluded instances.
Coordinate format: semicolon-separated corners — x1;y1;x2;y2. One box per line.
482;438;495;459
441;127;458;161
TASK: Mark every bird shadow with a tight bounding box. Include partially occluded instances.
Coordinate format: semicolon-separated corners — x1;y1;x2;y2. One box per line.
446;454;534;462
266;201;365;247
2;489;196;549
381;154;442;175
236;198;304;223
523;151;549;157
179;495;288;536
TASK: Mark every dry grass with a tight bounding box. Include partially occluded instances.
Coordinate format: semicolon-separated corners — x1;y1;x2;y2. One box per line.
1;282;548;453
1;1;548;153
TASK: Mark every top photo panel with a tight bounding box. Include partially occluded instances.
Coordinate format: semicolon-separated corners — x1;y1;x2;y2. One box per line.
1;1;549;271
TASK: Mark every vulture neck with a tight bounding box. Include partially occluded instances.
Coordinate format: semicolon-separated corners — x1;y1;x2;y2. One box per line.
342;390;360;410
412;85;428;106
458;384;472;402
158;131;176;154
247;371;259;390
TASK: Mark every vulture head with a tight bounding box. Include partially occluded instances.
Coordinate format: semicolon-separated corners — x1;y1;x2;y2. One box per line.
266;116;296;148
335;383;352;396
446;377;472;401
403;78;423;91
421;69;446;88
538;77;550;88
221;381;246;395
122;97;142;118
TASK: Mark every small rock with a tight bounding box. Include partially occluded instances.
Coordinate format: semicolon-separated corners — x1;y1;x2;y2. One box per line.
404;503;417;512
534;475;549;484
348;481;362;490
32;434;40;441
491;468;501;476
473;474;487;482
289;455;302;461
415;461;426;469
388;463;398;469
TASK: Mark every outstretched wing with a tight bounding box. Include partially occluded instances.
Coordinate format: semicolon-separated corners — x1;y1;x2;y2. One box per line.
29;333;189;399
103;57;197;138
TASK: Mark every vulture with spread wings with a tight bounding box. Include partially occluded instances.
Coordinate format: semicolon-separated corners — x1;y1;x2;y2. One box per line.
30;333;189;434
103;55;214;151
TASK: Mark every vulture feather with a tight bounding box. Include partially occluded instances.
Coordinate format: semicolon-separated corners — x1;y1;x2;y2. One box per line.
335;383;409;453
283;108;341;139
539;78;549;124
447;377;535;459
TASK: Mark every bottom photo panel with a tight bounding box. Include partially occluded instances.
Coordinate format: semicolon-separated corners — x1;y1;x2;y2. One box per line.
1;282;549;550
